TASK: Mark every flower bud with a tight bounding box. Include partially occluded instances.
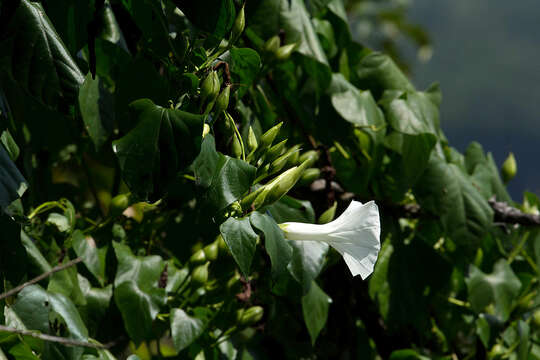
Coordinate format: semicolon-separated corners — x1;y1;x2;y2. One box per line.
252;164;307;209
298;150;319;168
318;201;337;224
268;145;301;175
275;43;296;61
214;85;231;115
237;306;264;326
203;242;219;261
189;249;206;265
298;168;320;186
247;126;258;152
215;235;230;256
259;122;282;149
110;193;132;217
264;36;280;54
202;123;211;138
265;139;287;163
230;5;245;44
191;262;210;286
226;272;241;293
232;133;243;158
200;71;220;110
501;152;517;183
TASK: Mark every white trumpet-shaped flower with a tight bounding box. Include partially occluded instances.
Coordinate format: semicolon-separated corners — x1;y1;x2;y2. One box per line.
280;200;381;279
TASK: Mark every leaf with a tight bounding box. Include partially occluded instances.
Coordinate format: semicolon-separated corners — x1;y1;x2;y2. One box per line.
0;0;84;108
267;196;316;223
0;143;27;212
12;285;89;360
229;48;261;98
0;130;20;161
354;52;414;98
331;89;385;129
466;260;521;321
382;90;440;136
389;349;430;360
78;73;114;151
112;241;164;290
113;99;204;200
301;281;331;345
170;308;205;352
46;212;70;233
414;156;493;246
114;281;159;345
72;230;105;285
193;136;256;211
280;0;327;65
250;211;292;278
173;0;235;43
288;240;328;294
219;217;259;278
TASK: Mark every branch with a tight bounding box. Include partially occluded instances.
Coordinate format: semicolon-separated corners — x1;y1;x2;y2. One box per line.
489;197;540;226
0;257;82;301
0;325;110;349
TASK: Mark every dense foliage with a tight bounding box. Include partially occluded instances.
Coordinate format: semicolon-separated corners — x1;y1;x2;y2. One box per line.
1;0;539;359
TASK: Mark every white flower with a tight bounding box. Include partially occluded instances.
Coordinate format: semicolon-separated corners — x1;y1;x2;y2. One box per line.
280;200;381;279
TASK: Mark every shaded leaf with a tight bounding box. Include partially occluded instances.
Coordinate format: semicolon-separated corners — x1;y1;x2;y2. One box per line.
0;144;27;212
220;217;258;278
301;281;331;345
72;230;105;285
170;308;204;352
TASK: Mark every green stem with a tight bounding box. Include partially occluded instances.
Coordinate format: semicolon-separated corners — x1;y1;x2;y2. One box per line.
225;112;245;161
508;232;530;264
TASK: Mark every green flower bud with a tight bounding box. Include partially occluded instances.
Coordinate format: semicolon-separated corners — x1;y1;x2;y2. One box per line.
202;123;211;138
269;145;301;175
203;242;219;262
226;272;241;293
237;306;264;326
191;262;210;286
215;235;230;256
200;71;220;110
109;193;132;217
533;309;540;329
230;5;245;44
501;152;517;183
239;185;265;210
318;201;337;224
275;43;296;61
298;150;319;168
247;126;258;152
232;133;243;158
354;128;371;152
265;139;287;163
259;122;283;149
214;85;231;115
189;249;206;265
298;168;320;186
252;164;306;209
264;36;280;54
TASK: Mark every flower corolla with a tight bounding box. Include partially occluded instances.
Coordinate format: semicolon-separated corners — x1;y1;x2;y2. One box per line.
280;200;381;279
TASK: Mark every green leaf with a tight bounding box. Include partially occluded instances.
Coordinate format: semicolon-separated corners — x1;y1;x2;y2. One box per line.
219;217;259;278
193;136;256;211
173;0;235;43
12;285;89;360
280;0;327;65
288;240;328;294
389;349;430;360
113;99;204;200
0;0;84;108
382;90;440;136
170;308;205;352
229;48;261;98
267;196;315;223
78;73;114;151
466;260;521;321
0;144;27;212
249;211;292;278
331;89;385;129
21;231;52;274
45;212;70;233
114;281;159;345
72;230;105;285
414;156;493;246
0;130;20;161
301;281;331;345
112;241;164;291
354;52;414;98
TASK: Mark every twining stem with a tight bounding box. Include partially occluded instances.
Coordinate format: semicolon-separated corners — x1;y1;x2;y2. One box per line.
508;232;530;264
0;325;110;349
0;257;82;301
